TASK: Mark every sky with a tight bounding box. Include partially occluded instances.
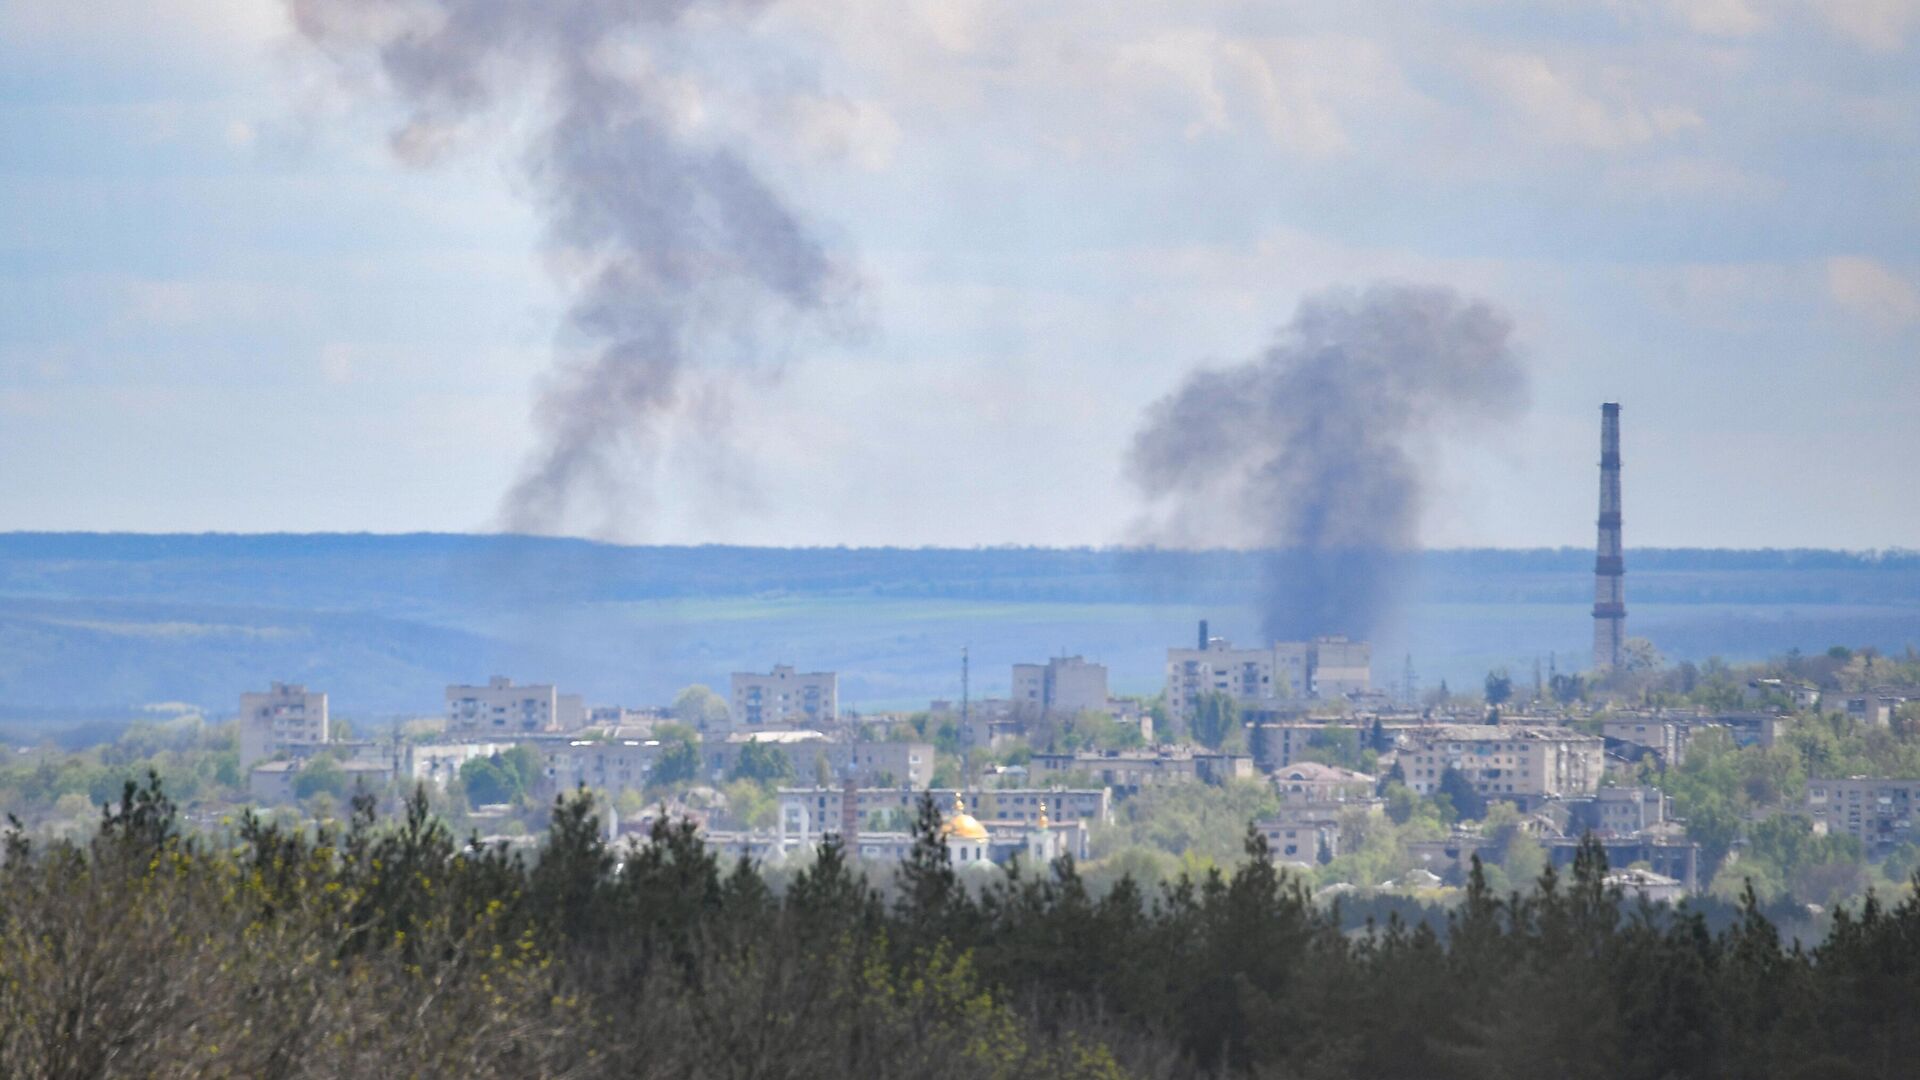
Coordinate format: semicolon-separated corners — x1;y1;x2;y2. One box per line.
1;0;1917;550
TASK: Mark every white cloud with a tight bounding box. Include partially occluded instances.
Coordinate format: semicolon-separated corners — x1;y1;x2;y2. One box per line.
1810;0;1920;52
120;279;314;329
1600;156;1780;200
0;0;285;60
1669;0;1771;36
786;94;903;171
1111;32;1410;158
1827;256;1920;329
1470;50;1704;150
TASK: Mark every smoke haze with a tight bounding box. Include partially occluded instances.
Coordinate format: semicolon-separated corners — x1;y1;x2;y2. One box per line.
1130;283;1528;641
288;0;846;534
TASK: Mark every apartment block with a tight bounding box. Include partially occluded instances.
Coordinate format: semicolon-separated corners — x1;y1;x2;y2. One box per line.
1272;761;1377;804
730;665;837;729
778;786;1111;833
1399;725;1605;805
1569;785;1668;835
1305;636;1373;698
1167;637;1297;713
1601;717;1688;766
1030;747;1254;794
1256;815;1341;863
1835;692;1910;729
699;734;934;789
239;682;329;770
1251;722;1350;772
445;677;581;734
544;739;662;797
1807;776;1920;850
1011;656;1110;719
1165;630;1371;716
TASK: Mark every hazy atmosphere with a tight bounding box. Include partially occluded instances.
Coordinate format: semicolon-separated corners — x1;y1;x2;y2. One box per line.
4;0;1919;548
8;6;1920;1078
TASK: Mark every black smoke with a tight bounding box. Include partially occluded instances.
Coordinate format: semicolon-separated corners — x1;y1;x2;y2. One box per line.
1129;283;1527;641
289;0;847;533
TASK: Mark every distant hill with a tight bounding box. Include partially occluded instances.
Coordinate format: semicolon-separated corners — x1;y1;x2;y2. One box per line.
1;533;1917;733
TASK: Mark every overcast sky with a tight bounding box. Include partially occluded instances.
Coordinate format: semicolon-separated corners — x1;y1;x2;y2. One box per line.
2;1;1917;549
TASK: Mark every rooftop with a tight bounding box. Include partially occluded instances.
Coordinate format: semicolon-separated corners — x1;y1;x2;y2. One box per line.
1414;725;1599;743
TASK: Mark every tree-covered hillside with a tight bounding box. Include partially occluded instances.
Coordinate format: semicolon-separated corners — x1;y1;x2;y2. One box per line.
2;534;1917;721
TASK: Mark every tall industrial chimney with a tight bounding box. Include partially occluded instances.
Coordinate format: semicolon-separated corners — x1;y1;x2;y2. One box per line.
1593;403;1626;670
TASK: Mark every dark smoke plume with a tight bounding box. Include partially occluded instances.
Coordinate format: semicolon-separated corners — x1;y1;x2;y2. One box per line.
1130;283;1527;641
290;0;845;533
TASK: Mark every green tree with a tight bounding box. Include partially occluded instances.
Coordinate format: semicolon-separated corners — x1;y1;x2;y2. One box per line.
1550;673;1586;703
730;739;794;785
1436;766;1486;821
651;737;702;788
294;756;347;800
459;756;518;805
1484;669;1513;705
671;684;730;730
1189;692;1239;750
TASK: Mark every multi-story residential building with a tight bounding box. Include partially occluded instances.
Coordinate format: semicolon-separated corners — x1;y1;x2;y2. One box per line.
1030;747;1254;794
1834;692;1909;728
1601;717;1689;766
1271;762;1377;804
1304;636;1373;698
1165;630;1372;716
543;739;662;797
730;665;837;729
1570;785;1668;836
1167;636;1295;713
930;697;1024;750
778;786;1109;829
830;741;935;788
405;742;521;790
1546;836;1700;891
1407;831;1701;891
1250;721;1379;773
1011;656;1110;719
445;677;580;734
1257;818;1334;863
773;790;1086;864
1745;679;1821;711
1806;776;1920;850
239;682;329;770
247;757;395;805
699;735;935;789
1398;725;1605;807
1710;712;1788;749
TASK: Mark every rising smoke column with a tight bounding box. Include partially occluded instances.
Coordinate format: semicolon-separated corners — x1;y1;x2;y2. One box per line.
289;0;845;532
1129;283;1527;641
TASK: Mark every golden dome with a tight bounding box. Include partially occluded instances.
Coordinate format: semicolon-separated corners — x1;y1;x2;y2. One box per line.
940;793;990;842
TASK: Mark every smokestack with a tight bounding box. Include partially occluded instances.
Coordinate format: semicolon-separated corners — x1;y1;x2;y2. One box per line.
1199;620;1209;650
841;770;859;851
1593;403;1626;670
